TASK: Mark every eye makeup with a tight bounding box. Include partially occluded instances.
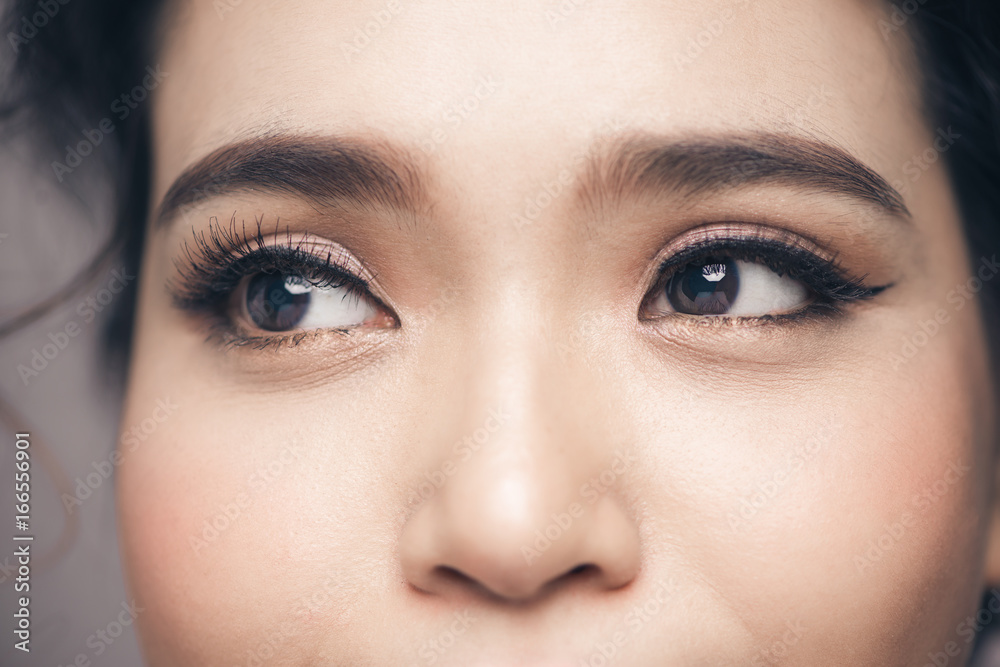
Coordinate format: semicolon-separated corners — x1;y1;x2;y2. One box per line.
167;214;893;352
639;223;892;324
168;215;396;349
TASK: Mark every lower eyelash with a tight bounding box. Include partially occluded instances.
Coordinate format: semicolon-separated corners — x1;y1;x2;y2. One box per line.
684;302;844;325
205;327;355;352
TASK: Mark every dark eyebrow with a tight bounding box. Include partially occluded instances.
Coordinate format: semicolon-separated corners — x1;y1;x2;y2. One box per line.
157;131;909;232
154;134;426;228
580;132;910;219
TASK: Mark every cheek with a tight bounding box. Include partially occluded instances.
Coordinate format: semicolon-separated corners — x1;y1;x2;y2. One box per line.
721;339;986;656
625;299;993;659
732;391;986;651
115;385;382;664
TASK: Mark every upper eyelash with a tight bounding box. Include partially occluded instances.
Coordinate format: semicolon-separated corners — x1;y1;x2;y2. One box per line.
171;217;884;347
648;237;890;317
167;214;376;346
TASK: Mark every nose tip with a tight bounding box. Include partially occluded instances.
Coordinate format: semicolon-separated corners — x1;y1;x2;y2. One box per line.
399;466;640;602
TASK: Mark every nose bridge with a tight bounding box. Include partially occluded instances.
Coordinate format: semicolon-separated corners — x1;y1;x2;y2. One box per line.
442;319;594;539
399;314;640;601
450;308;597;504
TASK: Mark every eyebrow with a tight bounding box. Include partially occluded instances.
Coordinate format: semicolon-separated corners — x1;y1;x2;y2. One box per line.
581;132;910;218
154;134;426;229
155;131;909;230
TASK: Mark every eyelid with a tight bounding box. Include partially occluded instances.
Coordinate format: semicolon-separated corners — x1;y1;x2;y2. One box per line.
639;221;888;321
167;217;397;347
170;217;385;299
640;222;843;293
654;223;838;268
200;222;376;281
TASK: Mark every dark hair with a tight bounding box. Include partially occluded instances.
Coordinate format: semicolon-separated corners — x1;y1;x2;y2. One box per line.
2;0;1000;659
0;0;163;374
1;0;999;365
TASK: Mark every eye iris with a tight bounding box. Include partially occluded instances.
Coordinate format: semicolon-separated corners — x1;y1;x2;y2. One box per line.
245;273;312;331
668;257;740;315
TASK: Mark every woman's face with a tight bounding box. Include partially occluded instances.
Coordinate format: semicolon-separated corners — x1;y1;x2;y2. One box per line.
118;0;999;664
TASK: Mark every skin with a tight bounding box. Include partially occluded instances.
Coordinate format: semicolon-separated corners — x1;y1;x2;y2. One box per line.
117;0;1000;664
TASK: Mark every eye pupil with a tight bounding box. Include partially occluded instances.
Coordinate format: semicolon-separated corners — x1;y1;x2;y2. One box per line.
669;257;740;315
246;273;312;331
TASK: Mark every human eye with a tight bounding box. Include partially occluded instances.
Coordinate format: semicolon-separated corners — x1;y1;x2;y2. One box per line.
168;216;396;349
640;226;891;322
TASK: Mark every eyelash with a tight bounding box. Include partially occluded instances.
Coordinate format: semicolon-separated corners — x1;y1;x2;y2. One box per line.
643;236;889;324
169;217;888;349
169;216;380;349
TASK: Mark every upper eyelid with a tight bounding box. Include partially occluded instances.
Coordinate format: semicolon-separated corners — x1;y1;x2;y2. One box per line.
174;219;875;325
168;221;383;314
647;241;832;294
639;222;855;292
654;239;846;278
169;237;394;346
641;240;885;322
650;222;840;266
216;246;369;289
177;217;378;283
641;218;897;312
171;251;373;309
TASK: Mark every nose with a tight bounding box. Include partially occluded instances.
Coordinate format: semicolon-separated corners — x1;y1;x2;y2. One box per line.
398;361;641;602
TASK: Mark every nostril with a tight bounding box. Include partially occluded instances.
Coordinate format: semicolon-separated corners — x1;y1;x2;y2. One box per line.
399;480;642;601
428;563;600;601
432;565;524;600
560;563;601;588
435;565;474;585
535;563;601;597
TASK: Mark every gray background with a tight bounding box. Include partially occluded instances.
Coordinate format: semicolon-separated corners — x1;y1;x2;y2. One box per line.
0;115;143;664
2;6;1000;667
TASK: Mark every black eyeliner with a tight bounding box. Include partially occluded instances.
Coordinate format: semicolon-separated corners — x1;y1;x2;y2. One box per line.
167;215;376;348
649;236;890;319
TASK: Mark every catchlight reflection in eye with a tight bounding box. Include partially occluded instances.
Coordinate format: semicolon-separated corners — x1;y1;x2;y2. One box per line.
659;258;810;317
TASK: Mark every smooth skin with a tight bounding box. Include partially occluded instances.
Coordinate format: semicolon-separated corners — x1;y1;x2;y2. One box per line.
117;0;999;664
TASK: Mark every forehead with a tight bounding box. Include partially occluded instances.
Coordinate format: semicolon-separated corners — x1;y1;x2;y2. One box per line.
151;0;920;201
